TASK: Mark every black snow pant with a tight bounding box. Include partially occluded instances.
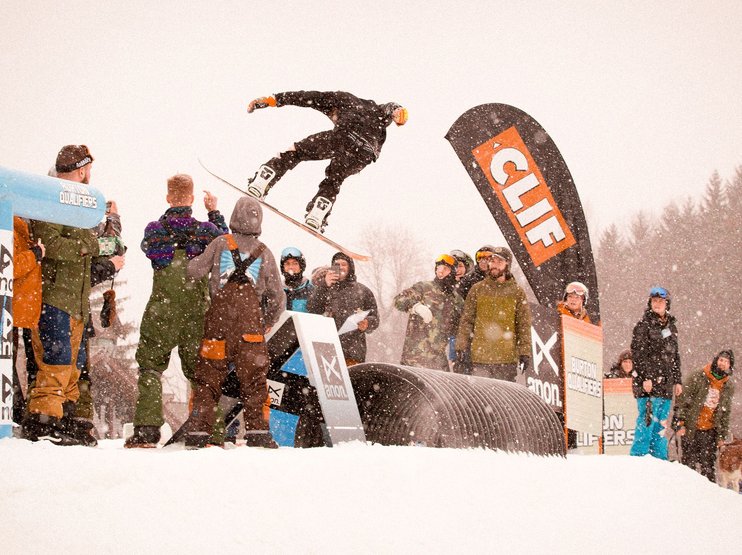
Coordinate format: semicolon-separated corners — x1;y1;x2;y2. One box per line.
12;327;38;424
682;428;718;482
265;130;375;211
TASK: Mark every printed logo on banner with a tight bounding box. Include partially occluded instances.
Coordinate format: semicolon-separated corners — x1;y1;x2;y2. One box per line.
59;182;98;209
526;327;562;408
312;341;349;401
267;379;285;407
1;374;11;421
471;127;576;266
0;296;11;359
0;241;12;360
567;356;602;398
603;413;635;447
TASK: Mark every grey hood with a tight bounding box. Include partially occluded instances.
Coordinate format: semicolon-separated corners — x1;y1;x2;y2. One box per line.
230;196;262;236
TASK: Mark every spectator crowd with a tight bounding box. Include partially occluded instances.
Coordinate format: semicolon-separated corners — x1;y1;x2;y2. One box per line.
10;144;736;489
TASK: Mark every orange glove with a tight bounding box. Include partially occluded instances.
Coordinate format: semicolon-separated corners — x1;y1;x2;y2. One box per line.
247;96;277;113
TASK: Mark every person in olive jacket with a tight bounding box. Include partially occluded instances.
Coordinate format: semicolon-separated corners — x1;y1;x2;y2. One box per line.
307;252;379;365
675;350;735;482
629;286;682;460
23;145;109;445
455;246;531;382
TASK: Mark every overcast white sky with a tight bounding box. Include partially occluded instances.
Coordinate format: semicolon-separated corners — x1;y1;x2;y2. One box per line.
1;1;741;320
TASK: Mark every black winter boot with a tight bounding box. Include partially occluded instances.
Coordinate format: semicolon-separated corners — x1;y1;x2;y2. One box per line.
21;413;84;446
184;432;211;450
124;425;160;448
243;431;279;449
61;401;98;447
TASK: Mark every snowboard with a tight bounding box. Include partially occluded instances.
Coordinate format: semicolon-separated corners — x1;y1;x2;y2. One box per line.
198;159;370;261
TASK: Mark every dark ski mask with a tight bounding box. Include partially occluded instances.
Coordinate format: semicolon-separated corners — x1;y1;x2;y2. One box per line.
282;270;303;288
435;271;457;293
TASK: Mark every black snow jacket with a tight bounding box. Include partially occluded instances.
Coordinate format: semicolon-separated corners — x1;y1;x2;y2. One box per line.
457;266;487;300
630;308;681;399
275;91;398;160
307;252;379;362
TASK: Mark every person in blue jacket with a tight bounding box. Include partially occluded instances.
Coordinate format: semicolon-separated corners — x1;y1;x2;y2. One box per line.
280;247;314;312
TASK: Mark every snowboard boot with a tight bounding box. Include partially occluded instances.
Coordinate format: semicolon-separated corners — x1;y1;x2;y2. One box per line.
184;431;211;450
243;430;279;449
64;418;98;447
61;400;98;447
304;196;332;232
124;425;161;448
246;165;276;199
21;413;83;446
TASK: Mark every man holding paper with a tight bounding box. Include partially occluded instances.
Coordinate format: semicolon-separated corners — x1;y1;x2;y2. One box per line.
307;252;379;366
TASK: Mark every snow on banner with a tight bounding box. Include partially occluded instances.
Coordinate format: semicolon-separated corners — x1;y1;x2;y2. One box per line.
445;104;600;322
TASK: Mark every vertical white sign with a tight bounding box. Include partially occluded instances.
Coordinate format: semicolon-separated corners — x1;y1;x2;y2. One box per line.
562;316;603;436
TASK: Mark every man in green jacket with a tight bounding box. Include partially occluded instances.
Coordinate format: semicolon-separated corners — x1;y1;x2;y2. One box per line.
394;253;463;371
455;246;531;382
675;349;735;482
23;145;105;445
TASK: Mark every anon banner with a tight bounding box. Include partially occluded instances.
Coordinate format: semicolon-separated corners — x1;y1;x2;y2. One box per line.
446;104;600;322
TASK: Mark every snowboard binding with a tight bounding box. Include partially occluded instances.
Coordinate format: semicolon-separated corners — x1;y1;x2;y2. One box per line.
246;165;276;199
305;196;332;233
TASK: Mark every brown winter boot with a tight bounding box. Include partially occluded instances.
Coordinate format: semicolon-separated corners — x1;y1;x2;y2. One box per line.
243;430;279;449
124;425;160;448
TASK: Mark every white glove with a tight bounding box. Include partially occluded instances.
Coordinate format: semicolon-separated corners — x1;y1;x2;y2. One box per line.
412;302;433;324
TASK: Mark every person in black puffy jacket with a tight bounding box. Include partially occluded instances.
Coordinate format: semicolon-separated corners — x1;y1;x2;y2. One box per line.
629;286;682;460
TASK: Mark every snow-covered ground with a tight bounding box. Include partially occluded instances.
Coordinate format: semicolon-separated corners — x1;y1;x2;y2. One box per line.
1;438;739;554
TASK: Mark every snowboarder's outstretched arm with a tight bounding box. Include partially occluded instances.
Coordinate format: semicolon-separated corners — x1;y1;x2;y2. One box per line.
247;91;358;115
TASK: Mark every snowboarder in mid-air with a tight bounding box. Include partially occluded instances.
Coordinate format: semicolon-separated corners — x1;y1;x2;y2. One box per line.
246;90;408;232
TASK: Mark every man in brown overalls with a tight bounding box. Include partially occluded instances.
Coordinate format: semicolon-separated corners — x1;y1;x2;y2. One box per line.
185;196;285;448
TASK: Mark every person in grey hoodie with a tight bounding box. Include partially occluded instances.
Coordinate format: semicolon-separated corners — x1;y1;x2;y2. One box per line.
185;196;285;448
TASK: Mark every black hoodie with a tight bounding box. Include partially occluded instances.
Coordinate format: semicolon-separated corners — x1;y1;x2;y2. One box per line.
306;252;379;362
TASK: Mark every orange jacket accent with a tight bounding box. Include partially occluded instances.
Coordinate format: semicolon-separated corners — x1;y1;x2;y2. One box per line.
697;364;729;430
241;333;264;343
224;233;239;251
13;217;42;328
556;301;591;323
200;338;226;360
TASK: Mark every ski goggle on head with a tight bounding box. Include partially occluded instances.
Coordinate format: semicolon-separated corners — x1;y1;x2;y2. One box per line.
565;282;588;297
649;286;669;299
435;254;456;267
476;250;494;261
281;247;303;259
